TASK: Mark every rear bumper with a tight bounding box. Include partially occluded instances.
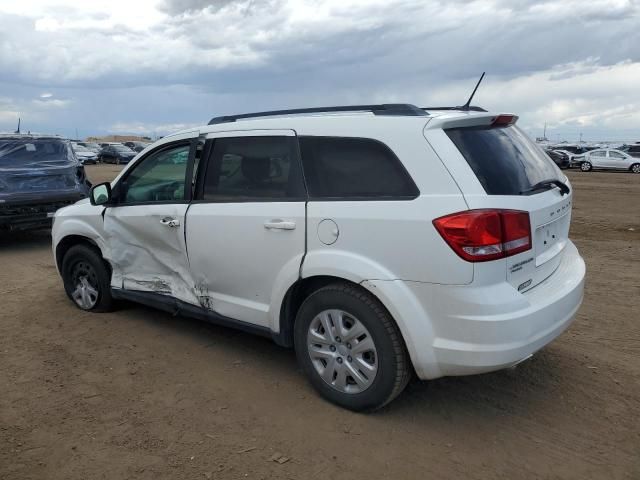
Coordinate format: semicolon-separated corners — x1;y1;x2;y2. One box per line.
0;194;86;230
363;241;585;380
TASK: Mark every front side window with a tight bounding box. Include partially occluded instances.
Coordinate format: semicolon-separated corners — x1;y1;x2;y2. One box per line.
299;136;419;199
120;143;190;204
202;136;304;201
591;150;606;157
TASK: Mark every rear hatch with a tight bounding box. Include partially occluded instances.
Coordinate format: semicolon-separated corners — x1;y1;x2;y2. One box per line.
431;114;572;292
0;137;86;199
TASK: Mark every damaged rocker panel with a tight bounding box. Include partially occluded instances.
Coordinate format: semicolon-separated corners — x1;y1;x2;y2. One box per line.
111;288;272;338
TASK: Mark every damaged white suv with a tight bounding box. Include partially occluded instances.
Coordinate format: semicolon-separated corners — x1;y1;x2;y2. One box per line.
53;104;586;411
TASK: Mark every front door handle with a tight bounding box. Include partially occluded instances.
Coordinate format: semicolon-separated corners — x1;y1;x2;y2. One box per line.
264;220;296;231
160;217;180;228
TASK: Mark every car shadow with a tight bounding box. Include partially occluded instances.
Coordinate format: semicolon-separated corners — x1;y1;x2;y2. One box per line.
0;229;52;252
113;299;567;420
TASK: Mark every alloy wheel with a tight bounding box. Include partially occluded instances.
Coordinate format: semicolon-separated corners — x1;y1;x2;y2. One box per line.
307;309;378;394
70;260;99;309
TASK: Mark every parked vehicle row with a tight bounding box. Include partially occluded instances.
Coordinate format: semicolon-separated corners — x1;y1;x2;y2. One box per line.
577;149;640;173
544;145;640;173
71;141;151;165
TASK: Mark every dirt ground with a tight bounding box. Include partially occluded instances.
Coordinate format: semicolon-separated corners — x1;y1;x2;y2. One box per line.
1;165;639;479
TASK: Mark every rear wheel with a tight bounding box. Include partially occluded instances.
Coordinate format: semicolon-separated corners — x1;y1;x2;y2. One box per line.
61;244;113;312
294;283;411;411
631;163;640;174
580;161;592;172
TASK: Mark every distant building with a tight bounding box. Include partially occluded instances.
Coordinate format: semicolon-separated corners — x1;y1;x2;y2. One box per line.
86;134;152;143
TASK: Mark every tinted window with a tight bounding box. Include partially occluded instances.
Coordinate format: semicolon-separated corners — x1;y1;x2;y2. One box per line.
299;136;418;199
446;125;561;196
202;136;304;201
121;144;190;203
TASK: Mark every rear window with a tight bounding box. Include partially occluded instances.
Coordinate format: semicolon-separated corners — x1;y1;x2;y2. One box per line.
299;136;419;199
0;138;76;167
446;126;561;195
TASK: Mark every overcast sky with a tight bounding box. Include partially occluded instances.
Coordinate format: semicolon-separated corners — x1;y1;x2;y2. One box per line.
1;0;639;142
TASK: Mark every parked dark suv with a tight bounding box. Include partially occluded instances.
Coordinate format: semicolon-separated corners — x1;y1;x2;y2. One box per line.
546;149;570;169
123;141;150;153
624;144;640;158
0;135;90;230
98;144;137;164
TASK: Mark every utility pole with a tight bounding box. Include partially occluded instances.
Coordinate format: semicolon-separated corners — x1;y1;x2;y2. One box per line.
75;128;79;140
580;132;583;143
543;122;547;140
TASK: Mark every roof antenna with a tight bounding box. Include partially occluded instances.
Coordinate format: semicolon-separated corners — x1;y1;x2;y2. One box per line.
460;72;485;111
15;117;21;134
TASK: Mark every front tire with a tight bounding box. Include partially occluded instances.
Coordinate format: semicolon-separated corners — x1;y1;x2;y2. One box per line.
294;283;411;411
580;161;592;172
61;244;113;312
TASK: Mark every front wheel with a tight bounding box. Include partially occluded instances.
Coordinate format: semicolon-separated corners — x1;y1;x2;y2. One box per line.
580;161;592;172
61;244;113;312
294;283;411;411
631;163;640;174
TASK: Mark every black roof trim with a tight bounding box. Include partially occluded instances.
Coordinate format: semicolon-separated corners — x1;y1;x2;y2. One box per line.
421;106;488;112
208;104;428;125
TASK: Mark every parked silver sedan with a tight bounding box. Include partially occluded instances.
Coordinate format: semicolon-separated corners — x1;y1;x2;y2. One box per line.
579;149;640;173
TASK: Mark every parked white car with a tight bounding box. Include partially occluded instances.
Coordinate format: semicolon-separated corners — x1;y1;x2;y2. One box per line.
579;148;640;173
52;104;586;410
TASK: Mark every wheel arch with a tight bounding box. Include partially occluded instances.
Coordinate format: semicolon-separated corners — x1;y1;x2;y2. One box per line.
55;235;110;277
275;274;433;377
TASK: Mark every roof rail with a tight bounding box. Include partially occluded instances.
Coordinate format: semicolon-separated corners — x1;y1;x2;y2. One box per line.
421;106;488;112
208;103;427;125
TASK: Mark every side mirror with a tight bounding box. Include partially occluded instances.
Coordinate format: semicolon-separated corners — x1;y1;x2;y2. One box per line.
90;182;112;206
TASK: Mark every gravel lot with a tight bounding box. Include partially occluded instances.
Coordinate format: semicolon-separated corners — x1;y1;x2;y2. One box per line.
1;165;639;479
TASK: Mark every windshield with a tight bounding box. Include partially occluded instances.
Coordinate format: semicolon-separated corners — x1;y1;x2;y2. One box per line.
0;138;78;169
72;144;89;152
446;125;562;196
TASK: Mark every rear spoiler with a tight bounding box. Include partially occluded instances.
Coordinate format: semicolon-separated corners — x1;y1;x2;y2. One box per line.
424;112;519;130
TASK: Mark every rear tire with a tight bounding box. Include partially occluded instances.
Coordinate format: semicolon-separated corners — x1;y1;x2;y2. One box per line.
294;283;411;411
580;161;592;172
61;244;113;312
631;163;640;174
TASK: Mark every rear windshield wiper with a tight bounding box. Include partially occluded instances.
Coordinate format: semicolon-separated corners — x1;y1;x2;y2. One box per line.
521;179;570;196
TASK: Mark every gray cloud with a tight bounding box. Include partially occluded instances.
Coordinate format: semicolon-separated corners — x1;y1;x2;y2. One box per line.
1;0;639;141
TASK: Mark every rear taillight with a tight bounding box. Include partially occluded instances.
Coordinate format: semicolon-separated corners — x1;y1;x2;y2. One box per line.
433;209;531;262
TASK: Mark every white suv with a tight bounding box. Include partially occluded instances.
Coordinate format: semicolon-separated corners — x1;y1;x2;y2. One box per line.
52;104;586;411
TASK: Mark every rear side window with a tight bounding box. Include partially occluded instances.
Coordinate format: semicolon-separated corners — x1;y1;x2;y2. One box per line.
299;136;418;199
446;126;561;196
201;136;305;201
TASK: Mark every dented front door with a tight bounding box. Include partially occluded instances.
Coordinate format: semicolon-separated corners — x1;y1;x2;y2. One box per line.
103;133;200;305
104;203;196;303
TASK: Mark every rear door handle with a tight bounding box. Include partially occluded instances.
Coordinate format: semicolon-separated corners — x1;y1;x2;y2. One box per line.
264;220;296;231
160;217;180;228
